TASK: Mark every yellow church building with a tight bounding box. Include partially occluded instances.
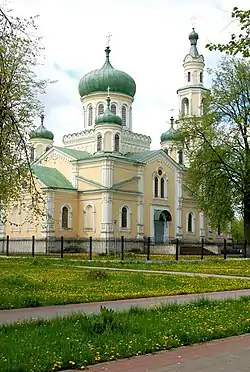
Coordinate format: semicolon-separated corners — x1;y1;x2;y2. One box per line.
1;29;223;253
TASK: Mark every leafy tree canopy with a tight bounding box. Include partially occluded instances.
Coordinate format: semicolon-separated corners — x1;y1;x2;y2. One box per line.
206;7;250;57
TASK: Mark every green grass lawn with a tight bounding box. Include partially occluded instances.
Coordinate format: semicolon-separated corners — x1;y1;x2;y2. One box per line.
1;297;250;372
60;256;250;276
1;257;250;309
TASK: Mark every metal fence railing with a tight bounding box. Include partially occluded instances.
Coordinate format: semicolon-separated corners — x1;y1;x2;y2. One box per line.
0;235;247;261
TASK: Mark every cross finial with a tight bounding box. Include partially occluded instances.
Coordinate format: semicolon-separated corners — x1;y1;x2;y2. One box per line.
106;32;112;47
189;15;199;28
107;86;110;96
40;113;45;126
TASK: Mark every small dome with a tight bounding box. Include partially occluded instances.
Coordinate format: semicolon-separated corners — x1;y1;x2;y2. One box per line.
30;114;54;141
189;28;199;45
160;117;183;142
78;47;136;98
95;97;122;126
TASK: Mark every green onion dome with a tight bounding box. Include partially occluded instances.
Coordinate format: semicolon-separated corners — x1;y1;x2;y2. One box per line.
189;27;199;44
95;96;122;125
160;117;183;142
30;114;54;141
78;47;136;98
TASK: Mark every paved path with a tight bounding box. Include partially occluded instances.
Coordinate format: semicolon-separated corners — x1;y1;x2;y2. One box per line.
64;334;250;371
1;289;250;325
67;264;250;280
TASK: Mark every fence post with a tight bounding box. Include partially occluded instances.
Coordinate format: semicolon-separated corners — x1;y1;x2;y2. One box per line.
89;236;92;260
223;239;227;260
201;238;204;260
121;236;124;261
244;240;247;259
60;236;64;259
147;237;150;261
32;235;35;257
6;235;9;256
175;238;179;261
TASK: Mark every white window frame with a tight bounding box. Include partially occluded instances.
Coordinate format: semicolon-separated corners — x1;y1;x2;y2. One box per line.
59;204;72;231
119;204;131;231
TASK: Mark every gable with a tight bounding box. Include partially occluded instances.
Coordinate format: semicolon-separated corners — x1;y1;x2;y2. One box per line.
77;176;105;192
112;176;139;192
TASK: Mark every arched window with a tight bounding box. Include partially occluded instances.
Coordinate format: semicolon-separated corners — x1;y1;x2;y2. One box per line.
122;105;127;126
188;72;191;82
30;147;35;161
160;178;164;198
88;105;93;126
62;206;69;229
98;104;104;115
182;98;189;115
114;133;120;152
187;213;193;232
111;103;116;114
154;177;158;197
121;206;128;228
200;72;203;83
178;150;183;165
97;134;102;152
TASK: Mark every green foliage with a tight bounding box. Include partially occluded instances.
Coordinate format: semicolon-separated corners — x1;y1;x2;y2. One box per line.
1;257;250;309
206;7;250;57
231;219;244;242
179;57;250;235
0;4;51;221
1;297;250;371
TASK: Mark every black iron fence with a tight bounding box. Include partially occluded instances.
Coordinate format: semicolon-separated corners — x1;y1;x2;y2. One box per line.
0;235;248;260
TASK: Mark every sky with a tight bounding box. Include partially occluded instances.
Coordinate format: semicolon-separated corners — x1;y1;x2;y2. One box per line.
4;0;250;149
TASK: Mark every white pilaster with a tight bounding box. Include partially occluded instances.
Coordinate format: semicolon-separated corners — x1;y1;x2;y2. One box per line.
174;170;183;238
199;211;205;238
136;166;144;238
71;163;78;188
101;192;113;238
41;191;55;239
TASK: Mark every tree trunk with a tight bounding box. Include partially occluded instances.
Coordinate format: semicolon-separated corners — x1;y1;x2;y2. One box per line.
244;191;250;257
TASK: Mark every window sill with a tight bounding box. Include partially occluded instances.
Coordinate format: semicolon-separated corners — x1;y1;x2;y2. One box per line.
153;197;168;201
83;228;94;232
119;228;131;232
59;228;73;231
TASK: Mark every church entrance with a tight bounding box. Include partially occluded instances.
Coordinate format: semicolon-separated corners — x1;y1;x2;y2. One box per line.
154;210;172;244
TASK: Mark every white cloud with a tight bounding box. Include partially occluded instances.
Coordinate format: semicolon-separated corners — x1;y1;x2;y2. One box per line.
6;0;250;148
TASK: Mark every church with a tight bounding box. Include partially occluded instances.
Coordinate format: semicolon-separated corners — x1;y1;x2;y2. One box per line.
1;29;222;252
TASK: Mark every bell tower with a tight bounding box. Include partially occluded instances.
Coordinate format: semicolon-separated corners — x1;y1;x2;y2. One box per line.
177;28;209;118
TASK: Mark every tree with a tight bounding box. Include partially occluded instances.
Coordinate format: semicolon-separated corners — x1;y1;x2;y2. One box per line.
231;218;244;242
0;4;50;222
206;7;250;57
179;57;250;247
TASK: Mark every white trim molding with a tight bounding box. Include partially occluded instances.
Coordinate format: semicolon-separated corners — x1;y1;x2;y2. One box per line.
59;203;73;231
119;203;132;232
10;204;21;233
83;204;96;232
186;211;196;233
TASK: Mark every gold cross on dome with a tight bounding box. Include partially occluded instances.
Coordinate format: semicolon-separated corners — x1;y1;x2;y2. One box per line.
106;32;112;47
107;86;110;96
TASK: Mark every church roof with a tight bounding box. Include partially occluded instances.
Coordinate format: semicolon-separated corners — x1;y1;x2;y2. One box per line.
78;46;136;98
33;165;76;190
95;96;122;126
30;114;54;141
54;146;90;160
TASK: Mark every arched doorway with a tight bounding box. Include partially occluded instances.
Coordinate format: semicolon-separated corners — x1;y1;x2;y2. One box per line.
154;210;172;243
